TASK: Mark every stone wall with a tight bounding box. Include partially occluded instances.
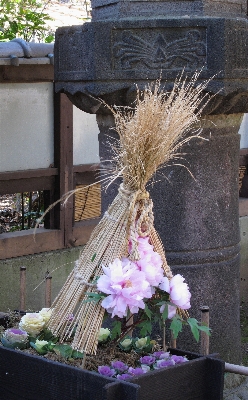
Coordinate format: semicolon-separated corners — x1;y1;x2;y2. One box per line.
0;246;83;312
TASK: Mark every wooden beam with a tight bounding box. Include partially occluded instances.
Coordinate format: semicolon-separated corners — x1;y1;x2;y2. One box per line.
74;170;99;186
0;168;58;181
0;176;55;194
0;65;54;83
73;164;100;173
0;229;63;260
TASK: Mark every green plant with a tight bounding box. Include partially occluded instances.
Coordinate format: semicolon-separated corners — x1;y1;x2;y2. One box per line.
0;0;54;42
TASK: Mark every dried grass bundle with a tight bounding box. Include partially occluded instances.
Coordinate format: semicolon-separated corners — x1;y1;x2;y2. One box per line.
107;72;210;191
48;73;211;354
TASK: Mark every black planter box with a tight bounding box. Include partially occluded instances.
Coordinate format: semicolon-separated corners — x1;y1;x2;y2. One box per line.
0;346;224;400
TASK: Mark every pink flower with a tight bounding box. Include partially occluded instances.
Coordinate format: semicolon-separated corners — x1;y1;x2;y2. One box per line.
97;258;152;318
159;276;170;293
169;274;191;310
159;274;191;311
160;304;177;319
136;237;164;287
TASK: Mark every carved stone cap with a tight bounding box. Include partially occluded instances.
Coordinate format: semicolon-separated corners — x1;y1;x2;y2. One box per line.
54;16;248;114
91;0;247;21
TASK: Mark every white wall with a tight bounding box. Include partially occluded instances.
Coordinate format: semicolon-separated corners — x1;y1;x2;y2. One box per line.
239;114;248;149
0;83;99;173
73;106;99;165
0;82;54;172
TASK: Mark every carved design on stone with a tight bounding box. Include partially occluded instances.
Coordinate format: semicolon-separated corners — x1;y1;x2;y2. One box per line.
113;29;206;70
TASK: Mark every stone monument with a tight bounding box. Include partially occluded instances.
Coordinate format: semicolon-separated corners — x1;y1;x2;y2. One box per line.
54;0;248;363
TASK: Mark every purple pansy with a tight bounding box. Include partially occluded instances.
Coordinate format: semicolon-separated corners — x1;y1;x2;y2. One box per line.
128;367;145;376
152;351;166;359
98;365;115;377
154;359;175;369
140;355;155;365
8;328;27;335
158;352;170;359
171;355;188;364
111;360;128;372
117;373;132;381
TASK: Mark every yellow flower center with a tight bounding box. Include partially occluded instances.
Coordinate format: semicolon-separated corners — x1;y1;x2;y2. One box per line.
124;279;132;288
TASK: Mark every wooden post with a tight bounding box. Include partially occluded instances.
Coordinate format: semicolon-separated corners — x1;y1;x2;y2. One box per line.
45;273;52;308
54;92;74;247
200;305;209;355
170;330;177;349
20;266;26;311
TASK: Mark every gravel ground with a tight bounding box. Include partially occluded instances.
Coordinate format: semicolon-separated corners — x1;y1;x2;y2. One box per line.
224;375;248;399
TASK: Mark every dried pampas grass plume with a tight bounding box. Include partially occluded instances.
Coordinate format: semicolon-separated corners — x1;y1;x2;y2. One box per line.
47;72;212;354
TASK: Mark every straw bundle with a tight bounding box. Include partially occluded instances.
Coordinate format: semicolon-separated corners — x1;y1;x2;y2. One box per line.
48;73;211;354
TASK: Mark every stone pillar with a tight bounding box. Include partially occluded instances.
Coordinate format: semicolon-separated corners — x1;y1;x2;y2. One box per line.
54;0;248;363
150;114;242;361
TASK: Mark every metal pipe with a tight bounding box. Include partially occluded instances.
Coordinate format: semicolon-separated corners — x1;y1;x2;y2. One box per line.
200;305;210;355
225;363;248;376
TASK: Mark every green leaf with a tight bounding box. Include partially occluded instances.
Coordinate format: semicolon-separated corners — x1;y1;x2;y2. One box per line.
71;349;85;359
53;344;73;359
111;321;122;340
187;318;200;342
144;304;152;320
138;321;152;337
162;304;168;321
47;342;56;352
197;325;211;336
91;253;96;262
30;341;49;355
38;328;58;342
170;317;183;339
83;292;104;303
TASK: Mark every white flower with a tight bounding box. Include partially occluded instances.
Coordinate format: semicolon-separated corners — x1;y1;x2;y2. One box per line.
120;338;132;349
19;313;45;336
39;308;52;324
135;337;148;349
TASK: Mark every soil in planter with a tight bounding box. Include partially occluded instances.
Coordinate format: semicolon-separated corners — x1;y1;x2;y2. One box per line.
18;344;147;372
0;311;162;373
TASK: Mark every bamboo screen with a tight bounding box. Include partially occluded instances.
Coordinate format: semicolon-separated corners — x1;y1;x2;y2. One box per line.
74;184;101;221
